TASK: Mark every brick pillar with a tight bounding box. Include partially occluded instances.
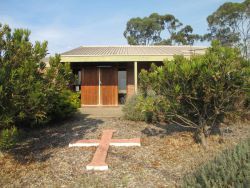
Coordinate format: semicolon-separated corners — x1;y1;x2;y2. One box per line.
126;63;135;98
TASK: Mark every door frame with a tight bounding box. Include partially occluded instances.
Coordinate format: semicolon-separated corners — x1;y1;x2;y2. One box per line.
81;66;118;106
98;67;101;105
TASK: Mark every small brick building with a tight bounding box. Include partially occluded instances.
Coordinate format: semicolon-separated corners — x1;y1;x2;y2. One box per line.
61;46;206;106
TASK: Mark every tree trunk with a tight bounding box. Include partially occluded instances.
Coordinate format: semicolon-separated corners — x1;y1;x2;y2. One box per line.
200;131;208;149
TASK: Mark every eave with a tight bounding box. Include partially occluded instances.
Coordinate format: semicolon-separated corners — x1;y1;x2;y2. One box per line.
60;55;191;63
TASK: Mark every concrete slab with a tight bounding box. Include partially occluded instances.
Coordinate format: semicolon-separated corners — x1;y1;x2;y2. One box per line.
79;106;123;118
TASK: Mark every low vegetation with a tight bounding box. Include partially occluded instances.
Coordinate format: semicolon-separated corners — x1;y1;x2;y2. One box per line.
124;41;249;147
0;24;79;150
122;95;145;121
0;127;19;150
182;138;250;187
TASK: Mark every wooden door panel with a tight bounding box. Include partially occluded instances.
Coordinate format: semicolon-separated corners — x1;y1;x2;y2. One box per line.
81;67;99;105
101;68;118;105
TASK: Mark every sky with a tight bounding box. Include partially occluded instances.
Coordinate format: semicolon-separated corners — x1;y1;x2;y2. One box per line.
0;0;243;54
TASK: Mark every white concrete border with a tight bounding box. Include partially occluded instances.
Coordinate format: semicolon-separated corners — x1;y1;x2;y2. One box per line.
110;142;141;146
86;165;109;171
69;143;99;147
69;142;141;147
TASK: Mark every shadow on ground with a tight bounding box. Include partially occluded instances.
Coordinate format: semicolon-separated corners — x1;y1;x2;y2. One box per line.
8;112;104;164
142;123;195;138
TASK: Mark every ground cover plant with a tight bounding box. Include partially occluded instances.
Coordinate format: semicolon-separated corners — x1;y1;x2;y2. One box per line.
0;23;79;150
182;137;250;187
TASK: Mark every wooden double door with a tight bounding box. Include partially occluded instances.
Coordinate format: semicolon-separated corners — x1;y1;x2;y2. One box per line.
81;67;118;105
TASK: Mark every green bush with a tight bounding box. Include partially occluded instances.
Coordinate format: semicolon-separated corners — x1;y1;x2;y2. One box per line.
123;92;165;122
138;41;249;146
182;138;250;187
47;90;80;122
0;23;79;131
0;127;19;150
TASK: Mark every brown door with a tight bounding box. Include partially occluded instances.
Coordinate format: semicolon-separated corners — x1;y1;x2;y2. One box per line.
81;67;99;105
100;67;118;105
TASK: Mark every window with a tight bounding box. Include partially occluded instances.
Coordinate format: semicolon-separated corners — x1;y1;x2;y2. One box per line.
118;70;126;104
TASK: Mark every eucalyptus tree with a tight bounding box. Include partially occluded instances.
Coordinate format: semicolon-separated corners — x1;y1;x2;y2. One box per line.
206;0;250;59
124;13;201;45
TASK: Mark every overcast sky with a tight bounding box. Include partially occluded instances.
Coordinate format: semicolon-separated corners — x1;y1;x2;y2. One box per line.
0;0;242;54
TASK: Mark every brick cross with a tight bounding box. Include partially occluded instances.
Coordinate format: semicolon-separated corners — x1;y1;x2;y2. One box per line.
69;130;141;171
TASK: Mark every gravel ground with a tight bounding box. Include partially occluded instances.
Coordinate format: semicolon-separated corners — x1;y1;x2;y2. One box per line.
0;113;249;188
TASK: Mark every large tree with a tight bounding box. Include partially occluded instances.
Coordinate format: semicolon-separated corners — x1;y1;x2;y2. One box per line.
124;13;201;45
206;0;250;59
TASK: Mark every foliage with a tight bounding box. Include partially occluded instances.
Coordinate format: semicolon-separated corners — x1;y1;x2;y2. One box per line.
138;41;249;146
122;95;145;121
123;92;164;122
0;23;79;132
42;55;79;123
182;138;250;187
0;127;19;150
47;90;80;122
171;25;201;45
206;0;250;59
124;13;201;45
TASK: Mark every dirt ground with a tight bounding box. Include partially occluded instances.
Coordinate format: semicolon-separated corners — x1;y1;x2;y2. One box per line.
0;113;249;188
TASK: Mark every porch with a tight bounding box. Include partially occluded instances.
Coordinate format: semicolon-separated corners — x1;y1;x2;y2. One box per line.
60;46;206;106
70;61;156;106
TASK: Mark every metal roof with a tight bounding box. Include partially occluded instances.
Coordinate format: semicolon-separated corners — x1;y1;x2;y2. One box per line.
61;46;207;57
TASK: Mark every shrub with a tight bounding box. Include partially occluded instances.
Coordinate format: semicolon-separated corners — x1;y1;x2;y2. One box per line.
123;95;145;121
139;41;249;146
0;23;79;131
0;127;19;150
123;92;165;122
47;90;80;122
182;138;250;187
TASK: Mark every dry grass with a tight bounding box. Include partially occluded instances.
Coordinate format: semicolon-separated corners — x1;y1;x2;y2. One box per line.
0;113;249;188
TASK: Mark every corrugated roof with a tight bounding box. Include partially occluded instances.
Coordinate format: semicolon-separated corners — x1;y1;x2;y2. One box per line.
61;46;207;56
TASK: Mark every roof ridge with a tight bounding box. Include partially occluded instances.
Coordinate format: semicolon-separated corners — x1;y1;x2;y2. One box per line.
61;45;208;56
80;45;207;48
